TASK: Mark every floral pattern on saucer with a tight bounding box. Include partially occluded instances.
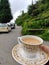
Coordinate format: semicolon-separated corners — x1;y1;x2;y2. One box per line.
12;44;49;65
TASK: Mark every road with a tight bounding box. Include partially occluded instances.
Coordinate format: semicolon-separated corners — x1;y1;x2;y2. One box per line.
0;26;22;65
0;26;49;65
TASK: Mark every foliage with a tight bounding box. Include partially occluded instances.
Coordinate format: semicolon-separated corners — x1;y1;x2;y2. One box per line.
22;22;28;35
40;30;49;41
28;3;38;16
16;13;32;26
15;0;49;41
0;0;13;23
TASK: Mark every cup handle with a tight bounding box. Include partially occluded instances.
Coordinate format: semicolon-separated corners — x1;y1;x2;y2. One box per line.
18;37;21;44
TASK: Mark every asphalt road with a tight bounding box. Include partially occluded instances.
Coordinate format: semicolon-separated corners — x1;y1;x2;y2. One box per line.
0;26;49;65
0;26;22;65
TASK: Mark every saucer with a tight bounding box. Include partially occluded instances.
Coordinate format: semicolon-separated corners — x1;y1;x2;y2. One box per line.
12;44;49;65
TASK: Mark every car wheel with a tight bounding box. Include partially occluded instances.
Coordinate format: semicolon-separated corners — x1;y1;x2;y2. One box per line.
13;24;15;29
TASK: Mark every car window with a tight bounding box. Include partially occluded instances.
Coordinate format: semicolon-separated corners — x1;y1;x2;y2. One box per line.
0;24;7;27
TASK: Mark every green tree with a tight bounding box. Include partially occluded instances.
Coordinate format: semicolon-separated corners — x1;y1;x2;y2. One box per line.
28;4;37;16
28;1;39;16
39;0;49;3
0;0;13;23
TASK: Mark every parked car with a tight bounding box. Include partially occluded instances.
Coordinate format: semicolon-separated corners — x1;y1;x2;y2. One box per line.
10;20;15;29
7;19;15;29
0;23;11;32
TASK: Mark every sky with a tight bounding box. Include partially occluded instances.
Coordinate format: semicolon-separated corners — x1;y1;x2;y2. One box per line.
9;0;37;20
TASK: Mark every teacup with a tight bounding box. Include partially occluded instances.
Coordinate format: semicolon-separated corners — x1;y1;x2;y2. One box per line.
18;35;43;58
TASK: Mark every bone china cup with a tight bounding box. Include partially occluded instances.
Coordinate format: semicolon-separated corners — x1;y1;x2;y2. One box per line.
18;35;43;58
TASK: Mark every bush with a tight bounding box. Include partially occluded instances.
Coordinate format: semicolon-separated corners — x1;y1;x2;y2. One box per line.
15;16;23;26
15;0;49;41
22;22;28;35
16;13;32;26
40;30;49;41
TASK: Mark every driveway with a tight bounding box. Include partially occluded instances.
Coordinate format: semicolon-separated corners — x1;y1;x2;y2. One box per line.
0;26;49;65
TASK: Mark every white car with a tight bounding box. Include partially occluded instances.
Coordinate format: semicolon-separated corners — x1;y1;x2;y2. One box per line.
10;19;15;29
0;23;11;32
7;19;15;29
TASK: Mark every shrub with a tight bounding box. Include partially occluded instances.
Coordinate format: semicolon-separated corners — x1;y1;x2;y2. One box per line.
16;13;32;26
40;30;49;41
22;22;28;35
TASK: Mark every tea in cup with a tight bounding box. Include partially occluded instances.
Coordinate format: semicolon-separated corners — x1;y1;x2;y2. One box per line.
18;35;43;58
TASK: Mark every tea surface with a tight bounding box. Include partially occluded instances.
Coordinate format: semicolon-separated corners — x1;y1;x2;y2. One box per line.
22;38;40;45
